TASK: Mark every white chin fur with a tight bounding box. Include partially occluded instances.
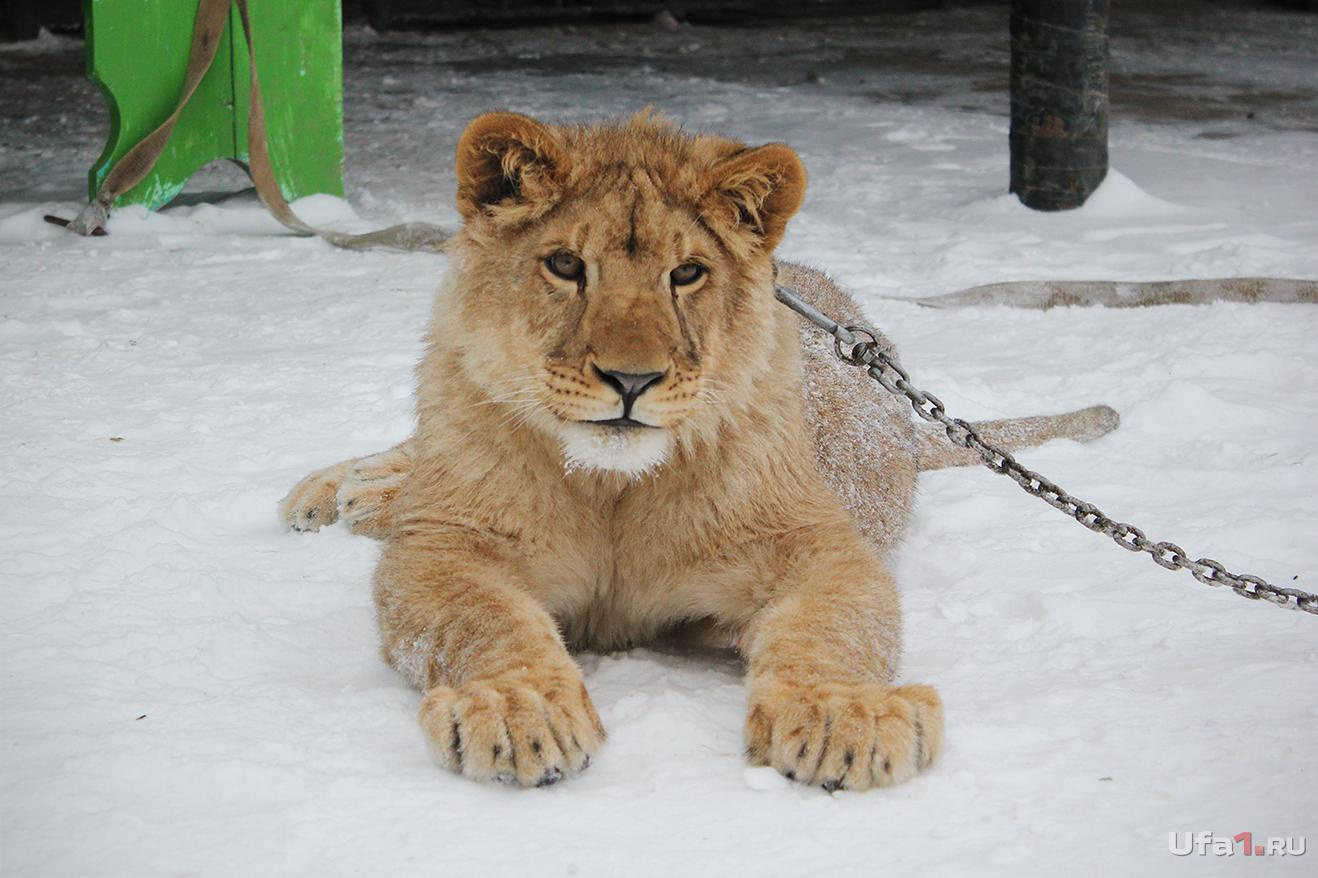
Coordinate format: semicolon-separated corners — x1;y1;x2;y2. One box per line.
557;422;671;477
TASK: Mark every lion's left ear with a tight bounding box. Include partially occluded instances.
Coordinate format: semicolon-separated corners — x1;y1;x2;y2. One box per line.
701;144;806;250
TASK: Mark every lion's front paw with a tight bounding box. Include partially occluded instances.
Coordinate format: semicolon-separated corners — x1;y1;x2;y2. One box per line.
746;680;942;792
278;463;351;532
419;669;606;787
336;451;408;538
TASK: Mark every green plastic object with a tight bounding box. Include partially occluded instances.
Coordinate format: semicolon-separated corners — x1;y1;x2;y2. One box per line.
84;0;344;210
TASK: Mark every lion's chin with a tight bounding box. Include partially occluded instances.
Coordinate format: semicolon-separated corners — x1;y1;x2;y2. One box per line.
556;421;671;478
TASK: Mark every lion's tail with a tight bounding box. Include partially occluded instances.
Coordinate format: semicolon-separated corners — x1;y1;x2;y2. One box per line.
915;404;1119;472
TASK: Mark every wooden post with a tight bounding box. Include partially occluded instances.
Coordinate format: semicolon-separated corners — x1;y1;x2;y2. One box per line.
1009;0;1110;211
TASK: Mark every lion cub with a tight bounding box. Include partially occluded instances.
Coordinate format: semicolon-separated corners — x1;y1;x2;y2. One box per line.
281;113;1117;791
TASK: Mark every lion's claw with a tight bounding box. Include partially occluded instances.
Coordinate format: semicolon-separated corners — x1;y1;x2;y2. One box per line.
419;669;605;788
745;681;942;792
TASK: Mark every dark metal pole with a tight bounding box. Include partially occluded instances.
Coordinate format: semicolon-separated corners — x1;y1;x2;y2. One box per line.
1009;0;1110;211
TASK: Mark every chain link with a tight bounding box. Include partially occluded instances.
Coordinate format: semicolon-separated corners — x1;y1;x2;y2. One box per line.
774;284;1317;616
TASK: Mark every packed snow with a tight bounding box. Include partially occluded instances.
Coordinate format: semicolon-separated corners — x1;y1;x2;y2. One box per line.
2;4;1316;876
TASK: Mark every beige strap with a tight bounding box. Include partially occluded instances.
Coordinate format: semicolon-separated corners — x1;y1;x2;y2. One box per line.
913;277;1318;309
64;0;449;252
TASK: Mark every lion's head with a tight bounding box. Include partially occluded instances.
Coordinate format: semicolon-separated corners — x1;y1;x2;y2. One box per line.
441;111;806;475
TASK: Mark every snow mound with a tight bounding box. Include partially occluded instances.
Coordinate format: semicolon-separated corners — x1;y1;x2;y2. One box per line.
967;169;1183;221
1071;169;1185;218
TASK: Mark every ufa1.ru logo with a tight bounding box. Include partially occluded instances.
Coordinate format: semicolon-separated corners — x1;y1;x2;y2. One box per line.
1169;831;1306;857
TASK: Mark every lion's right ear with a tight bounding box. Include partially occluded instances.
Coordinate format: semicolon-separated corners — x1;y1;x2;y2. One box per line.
455;113;570;222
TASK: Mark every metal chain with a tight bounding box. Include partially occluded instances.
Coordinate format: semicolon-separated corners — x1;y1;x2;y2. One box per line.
774;284;1317;616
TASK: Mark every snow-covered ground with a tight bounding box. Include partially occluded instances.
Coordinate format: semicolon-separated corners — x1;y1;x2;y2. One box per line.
2;4;1316;876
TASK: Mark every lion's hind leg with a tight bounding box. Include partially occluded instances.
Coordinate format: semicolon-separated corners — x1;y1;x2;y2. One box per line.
279;440;414;537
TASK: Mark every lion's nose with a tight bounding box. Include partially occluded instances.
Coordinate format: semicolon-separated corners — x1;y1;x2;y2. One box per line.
595;367;666;411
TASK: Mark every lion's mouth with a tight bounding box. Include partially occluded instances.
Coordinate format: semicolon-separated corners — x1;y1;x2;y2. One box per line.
584;416;657;429
558;415;672;475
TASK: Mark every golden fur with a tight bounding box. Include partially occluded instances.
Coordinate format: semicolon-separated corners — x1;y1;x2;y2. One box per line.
280;112;1117;790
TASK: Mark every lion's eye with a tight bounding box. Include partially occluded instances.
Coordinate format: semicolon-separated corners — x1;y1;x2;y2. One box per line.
670;263;706;286
546;252;584;281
